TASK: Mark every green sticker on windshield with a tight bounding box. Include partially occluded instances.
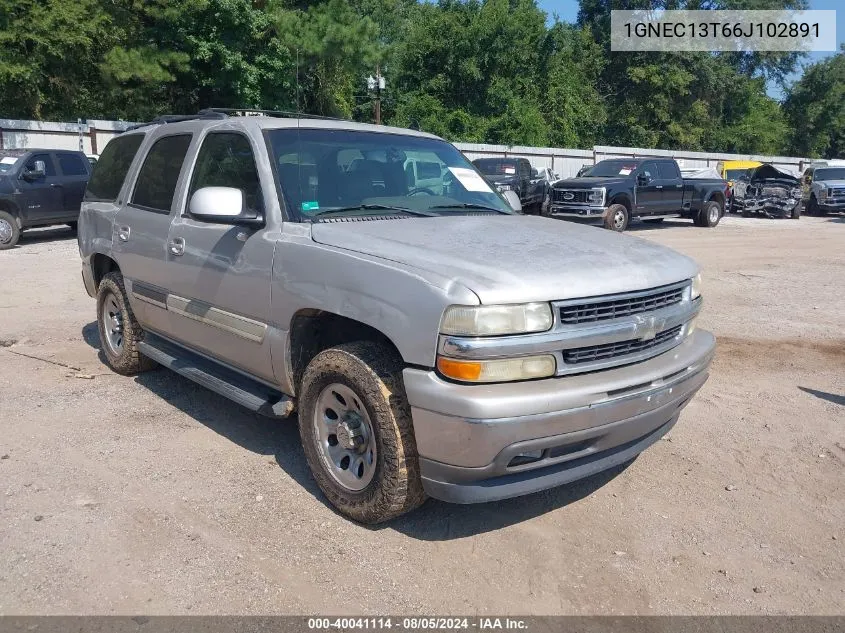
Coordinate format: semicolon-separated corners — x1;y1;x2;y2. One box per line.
301;201;320;211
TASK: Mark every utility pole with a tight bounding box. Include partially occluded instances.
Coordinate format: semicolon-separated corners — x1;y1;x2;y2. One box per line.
366;67;386;125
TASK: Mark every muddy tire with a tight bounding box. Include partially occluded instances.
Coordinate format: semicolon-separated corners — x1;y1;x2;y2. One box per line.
298;341;426;524
696;200;721;227
96;272;157;375
0;210;20;250
603;203;629;232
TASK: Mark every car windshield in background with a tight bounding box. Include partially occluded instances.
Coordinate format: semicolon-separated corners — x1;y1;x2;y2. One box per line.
814;168;845;180
0;154;22;173
266;129;513;220
582;160;640;177
472;158;519;176
725;169;750;180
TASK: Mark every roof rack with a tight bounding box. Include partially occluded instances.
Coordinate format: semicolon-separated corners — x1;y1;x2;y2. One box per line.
198;107;346;121
124;111;227;132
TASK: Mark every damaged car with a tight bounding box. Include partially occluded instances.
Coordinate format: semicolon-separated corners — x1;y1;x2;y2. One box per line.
732;164;802;219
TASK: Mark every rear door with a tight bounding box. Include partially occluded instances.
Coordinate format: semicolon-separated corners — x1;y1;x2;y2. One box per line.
658;160;684;213
55;152;90;217
112;133;193;332
17;152;64;225
164;131;276;382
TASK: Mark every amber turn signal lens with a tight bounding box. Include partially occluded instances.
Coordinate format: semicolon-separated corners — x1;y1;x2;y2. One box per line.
437;357;482;381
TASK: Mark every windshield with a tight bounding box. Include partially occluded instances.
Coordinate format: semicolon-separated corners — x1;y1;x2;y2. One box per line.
725;169;750;181
472;158;518;176
0;154;22;174
266;129;513;220
814;168;845;180
581;160;639;177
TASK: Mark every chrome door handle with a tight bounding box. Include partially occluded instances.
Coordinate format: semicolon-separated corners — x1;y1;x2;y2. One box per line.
118;226;130;242
169;237;185;256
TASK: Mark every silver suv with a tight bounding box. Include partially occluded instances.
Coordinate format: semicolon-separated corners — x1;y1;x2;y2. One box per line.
78;110;715;523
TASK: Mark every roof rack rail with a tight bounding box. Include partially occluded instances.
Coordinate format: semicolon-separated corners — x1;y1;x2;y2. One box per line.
124;110;227;132
198;107;347;122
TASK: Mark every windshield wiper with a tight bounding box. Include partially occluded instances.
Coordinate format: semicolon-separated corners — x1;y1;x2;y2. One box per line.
311;204;437;218
427;203;509;214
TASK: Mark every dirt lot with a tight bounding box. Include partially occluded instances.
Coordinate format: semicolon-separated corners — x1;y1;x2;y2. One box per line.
0;215;843;615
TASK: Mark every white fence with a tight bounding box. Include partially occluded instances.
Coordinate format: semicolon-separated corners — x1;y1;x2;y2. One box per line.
0;117;811;175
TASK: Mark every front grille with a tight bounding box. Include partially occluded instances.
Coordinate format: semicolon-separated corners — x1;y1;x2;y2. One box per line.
832;188;845;197
553;189;589;203
559;284;685;325
562;325;683;365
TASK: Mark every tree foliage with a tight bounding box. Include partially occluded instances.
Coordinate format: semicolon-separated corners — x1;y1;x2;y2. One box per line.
0;0;837;157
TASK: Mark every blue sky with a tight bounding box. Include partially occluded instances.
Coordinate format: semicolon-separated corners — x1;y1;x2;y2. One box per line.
536;0;842;99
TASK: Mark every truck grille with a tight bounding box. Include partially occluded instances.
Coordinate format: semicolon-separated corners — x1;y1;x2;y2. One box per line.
832;188;845;197
559;284;685;325
562;325;683;365
553;189;589;203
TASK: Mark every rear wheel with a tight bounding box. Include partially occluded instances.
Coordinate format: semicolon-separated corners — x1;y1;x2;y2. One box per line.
298;341;426;524
0;210;20;250
696;200;721;227
96;272;157;375
603;203;629;232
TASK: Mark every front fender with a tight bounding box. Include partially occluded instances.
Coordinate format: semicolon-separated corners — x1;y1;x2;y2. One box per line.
271;231;480;394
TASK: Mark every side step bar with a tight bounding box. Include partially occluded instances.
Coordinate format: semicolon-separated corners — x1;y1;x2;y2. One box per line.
138;333;294;419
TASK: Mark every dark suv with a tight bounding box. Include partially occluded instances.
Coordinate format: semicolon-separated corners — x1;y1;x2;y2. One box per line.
0;148;91;249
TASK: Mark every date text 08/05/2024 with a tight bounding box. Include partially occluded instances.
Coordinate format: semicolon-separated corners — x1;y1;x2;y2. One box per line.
307;618;528;630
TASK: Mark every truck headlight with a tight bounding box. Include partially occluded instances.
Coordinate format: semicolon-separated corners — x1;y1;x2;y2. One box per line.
819;188;828;199
690;273;702;300
441;303;553;336
587;187;605;204
437;355;556;383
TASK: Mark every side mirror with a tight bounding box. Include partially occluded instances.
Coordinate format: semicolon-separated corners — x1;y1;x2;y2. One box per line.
531;168;539;179
503;190;522;212
188;187;264;227
637;173;651;186
23;160;46;180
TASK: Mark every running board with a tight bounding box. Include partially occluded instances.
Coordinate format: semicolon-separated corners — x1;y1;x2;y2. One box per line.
138;333;294;419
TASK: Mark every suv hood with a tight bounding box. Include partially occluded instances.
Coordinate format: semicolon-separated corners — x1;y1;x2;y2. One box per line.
311;215;698;304
553;177;629;189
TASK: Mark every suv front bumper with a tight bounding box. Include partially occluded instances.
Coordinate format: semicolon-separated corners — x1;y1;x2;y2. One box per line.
403;329;715;504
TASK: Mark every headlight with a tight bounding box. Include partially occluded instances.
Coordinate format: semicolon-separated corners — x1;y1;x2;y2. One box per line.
441;303;553;336
690;273;702;300
587;187;605;204
819;188;828;199
437;355;556;383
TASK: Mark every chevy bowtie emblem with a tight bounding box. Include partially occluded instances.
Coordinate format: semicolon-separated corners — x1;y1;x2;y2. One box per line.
562;192;574;200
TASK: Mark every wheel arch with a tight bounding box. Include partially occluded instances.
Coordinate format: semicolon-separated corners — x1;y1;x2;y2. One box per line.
91;252;121;291
0;198;21;226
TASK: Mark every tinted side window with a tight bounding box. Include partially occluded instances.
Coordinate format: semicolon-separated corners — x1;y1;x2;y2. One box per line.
640;162;657;180
26;153;56;176
85;134;145;202
132;134;192;212
58;153;88;176
188;133;262;212
660;160;681;179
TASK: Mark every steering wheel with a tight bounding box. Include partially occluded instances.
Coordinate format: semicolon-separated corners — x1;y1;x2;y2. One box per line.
407;187;437;196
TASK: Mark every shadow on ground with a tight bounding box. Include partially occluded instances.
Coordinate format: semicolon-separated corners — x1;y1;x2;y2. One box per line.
81;323;633;539
799;386;845;407
15;225;77;247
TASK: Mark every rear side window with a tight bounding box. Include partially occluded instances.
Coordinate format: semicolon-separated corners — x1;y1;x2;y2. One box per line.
660;161;681;179
132;134;192;213
85;134;144;202
188;133;262;213
58;153;88;176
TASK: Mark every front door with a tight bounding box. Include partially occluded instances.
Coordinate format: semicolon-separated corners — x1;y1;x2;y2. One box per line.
18;153;64;224
634;161;662;214
164;131;276;383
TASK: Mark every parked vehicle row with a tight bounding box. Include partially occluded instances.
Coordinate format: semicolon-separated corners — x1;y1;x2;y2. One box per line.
0;148;92;249
76;109;714;523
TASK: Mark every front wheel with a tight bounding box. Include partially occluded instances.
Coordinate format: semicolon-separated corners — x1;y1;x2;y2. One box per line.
791;202;802;219
603;203;629;232
0;210;21;250
298;341;427;524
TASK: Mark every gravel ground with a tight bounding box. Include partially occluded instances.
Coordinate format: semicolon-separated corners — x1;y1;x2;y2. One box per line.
0;215;843;615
